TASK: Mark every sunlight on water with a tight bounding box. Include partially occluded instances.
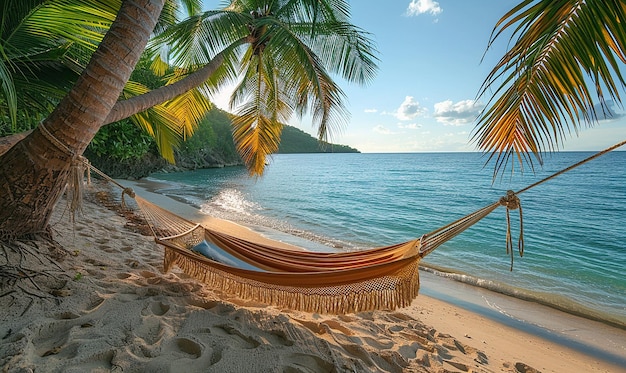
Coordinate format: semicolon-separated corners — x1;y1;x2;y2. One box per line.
202;188;259;216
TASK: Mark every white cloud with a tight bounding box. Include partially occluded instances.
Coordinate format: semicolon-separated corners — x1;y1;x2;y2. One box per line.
433;99;484;126
373;125;398;135
398;122;421;129
406;0;442;16
394;96;427;121
364;108;378;113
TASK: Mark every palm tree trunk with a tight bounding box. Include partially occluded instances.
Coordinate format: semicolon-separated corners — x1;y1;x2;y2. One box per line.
0;52;227;157
0;0;165;239
104;53;225;124
0;130;31;155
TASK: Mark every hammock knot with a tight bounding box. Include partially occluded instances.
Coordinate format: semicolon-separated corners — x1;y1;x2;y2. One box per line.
499;190;520;210
121;187;136;209
123;187;136;198
499;190;524;271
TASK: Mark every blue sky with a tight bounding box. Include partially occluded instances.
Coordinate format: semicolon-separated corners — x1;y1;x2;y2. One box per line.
201;0;626;153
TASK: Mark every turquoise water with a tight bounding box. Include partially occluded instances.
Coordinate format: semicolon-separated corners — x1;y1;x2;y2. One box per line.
148;152;626;327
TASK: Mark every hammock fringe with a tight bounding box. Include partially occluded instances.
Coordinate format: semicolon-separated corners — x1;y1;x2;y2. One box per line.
164;246;421;314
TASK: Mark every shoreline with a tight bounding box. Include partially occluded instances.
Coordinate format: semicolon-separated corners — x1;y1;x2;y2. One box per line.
117;178;626;370
418;264;626;331
125;177;626;328
1;180;624;372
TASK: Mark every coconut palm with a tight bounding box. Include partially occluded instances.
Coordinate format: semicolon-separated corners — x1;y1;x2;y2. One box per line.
474;0;626;174
0;0;169;239
0;0;210;162
0;0;378;238
148;0;379;174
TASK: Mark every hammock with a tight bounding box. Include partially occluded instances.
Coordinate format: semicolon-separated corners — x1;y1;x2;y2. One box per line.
131;193;500;314
87;140;624;314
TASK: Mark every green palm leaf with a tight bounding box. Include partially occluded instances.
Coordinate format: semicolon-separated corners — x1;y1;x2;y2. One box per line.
1;0;212;157
150;0;378;175
475;0;626;175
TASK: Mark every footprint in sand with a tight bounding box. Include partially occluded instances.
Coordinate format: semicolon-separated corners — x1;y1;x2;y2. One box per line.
54;311;81;320
101;246;117;253
135;316;165;346
186;297;220;310
95;238;110;245
212;324;260;349
33;320;76;360
338;342;375;366
282;353;335;373
140;301;170;317
293;319;326;335
362;335;394;350
266;329;295;347
321;320;353;335
515;362;542;373
174;337;203;359
397;342;420;360
443;359;471;372
84;295;105;313
116;272;133;280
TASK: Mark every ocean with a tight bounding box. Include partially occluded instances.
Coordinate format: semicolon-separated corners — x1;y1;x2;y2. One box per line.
146;151;626;328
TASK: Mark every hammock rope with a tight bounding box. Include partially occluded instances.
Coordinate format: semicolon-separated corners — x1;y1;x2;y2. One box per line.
499;190;523;270
78;139;624;313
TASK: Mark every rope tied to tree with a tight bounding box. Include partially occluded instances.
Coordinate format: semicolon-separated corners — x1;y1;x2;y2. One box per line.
499;190;524;271
77;156;137;210
38;122;89;220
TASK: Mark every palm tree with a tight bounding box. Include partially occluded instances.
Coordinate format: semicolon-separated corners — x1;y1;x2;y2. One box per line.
474;0;626;174
0;0;211;163
0;0;378;238
148;0;379;174
0;0;167;239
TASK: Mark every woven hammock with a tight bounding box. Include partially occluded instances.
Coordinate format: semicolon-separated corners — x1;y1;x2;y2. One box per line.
131;194;502;314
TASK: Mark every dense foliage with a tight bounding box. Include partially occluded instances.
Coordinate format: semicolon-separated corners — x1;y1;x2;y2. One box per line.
175;109;241;169
85;107;359;178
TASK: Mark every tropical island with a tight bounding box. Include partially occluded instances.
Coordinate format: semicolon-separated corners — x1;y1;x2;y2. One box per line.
84;108;359;179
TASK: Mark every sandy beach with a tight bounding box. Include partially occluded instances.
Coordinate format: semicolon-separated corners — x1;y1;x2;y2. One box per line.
1;180;624;373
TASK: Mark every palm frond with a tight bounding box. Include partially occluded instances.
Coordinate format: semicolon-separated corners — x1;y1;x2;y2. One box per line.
230;48;285;174
121;81;184;163
129;107;181;163
163;68;214;139
266;24;349;140
148;9;250;68
20;0;119;50
0;58;17;128
475;0;626;175
1;0;123;129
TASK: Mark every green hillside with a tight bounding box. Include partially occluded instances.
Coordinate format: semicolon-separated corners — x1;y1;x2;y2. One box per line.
277;125;359;153
85;108;360;178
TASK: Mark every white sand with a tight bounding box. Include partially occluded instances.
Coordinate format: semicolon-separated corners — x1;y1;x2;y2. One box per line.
1;181;624;373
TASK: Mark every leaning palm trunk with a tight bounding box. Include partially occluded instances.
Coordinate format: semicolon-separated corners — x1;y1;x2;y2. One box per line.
0;0;166;239
0;53;226;157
